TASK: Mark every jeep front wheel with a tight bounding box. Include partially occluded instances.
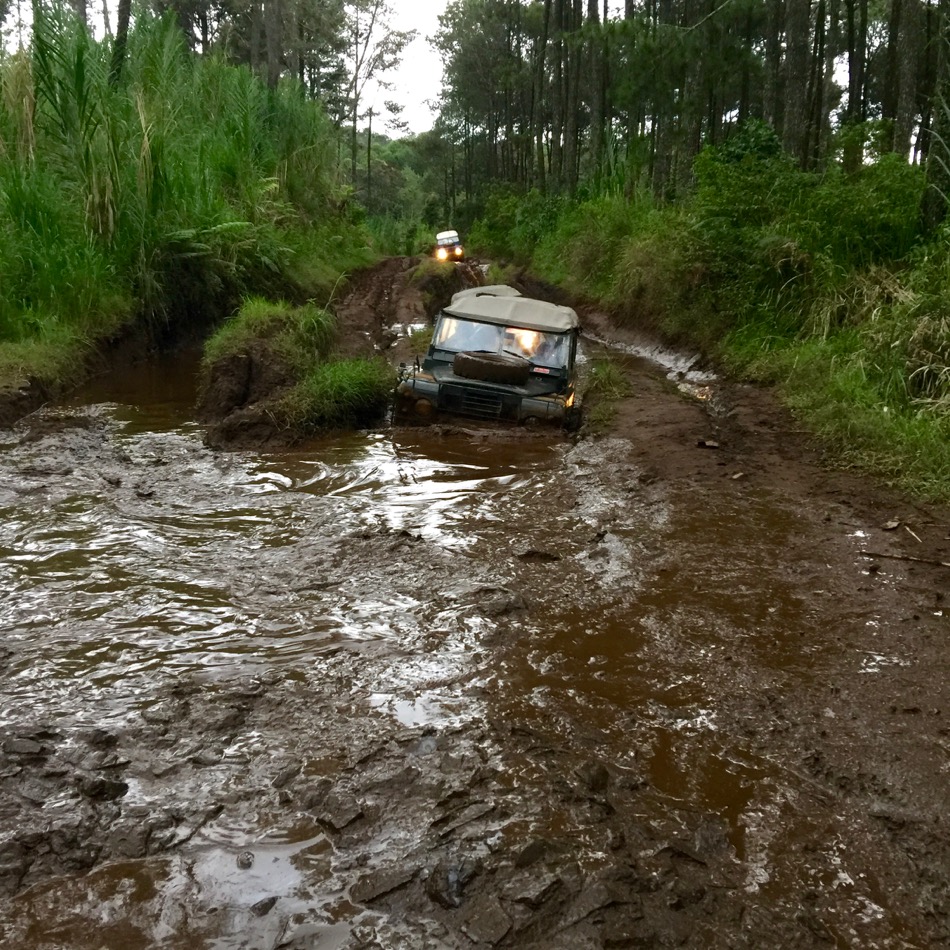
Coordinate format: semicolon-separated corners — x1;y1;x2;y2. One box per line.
453;351;531;385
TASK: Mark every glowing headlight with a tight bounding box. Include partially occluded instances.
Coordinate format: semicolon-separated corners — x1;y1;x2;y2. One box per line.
436;248;448;261
454;246;463;256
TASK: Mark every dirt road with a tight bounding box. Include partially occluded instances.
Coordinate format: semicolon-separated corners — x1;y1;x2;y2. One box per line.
0;257;948;948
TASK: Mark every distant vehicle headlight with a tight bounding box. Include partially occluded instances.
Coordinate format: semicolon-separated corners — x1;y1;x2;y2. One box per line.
436;248;448;261
454;246;463;256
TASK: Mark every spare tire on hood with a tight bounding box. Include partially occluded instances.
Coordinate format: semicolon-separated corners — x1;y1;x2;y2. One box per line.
453;351;531;385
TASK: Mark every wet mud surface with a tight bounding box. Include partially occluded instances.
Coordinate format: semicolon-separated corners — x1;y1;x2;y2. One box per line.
1;259;949;948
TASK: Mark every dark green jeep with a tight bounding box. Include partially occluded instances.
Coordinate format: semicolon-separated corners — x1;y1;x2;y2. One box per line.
395;287;582;429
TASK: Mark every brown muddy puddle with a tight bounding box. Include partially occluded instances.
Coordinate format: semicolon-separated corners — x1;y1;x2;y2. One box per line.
0;351;925;948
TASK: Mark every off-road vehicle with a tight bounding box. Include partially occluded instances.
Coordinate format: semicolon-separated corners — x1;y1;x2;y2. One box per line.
434;230;465;262
395;288;582;430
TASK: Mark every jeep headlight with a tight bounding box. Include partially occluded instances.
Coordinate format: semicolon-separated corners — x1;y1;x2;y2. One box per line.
436;248;448;261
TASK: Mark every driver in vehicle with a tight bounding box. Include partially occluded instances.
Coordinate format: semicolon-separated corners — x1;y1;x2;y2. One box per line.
504;328;567;365
437;317;501;352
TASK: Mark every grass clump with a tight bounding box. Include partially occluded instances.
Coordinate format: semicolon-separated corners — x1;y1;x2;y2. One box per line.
203;297;336;373
582;357;632;433
201;296;395;433
409;258;466;316
408;326;432;356
278;358;396;432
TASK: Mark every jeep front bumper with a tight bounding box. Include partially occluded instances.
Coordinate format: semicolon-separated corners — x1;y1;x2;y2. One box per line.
395;374;572;424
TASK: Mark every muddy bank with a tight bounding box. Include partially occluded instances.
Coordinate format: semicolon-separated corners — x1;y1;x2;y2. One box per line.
196;257;476;450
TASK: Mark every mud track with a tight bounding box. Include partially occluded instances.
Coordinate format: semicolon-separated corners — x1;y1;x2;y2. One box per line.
0;256;948;948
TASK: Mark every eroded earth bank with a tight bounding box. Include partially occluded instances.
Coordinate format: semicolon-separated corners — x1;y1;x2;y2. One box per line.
0;257;948;949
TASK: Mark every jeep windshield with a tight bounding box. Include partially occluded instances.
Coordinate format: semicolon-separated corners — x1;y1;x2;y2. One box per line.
432;317;570;369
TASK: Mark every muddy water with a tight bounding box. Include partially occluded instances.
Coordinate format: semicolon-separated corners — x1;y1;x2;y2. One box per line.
0;353;930;948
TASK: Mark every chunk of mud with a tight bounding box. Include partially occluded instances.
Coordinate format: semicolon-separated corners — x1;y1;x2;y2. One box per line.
78;777;128;801
501;868;563;908
560;872;644;927
692;815;733;859
434;801;495;837
196;352;252;419
461;895;512;945
351;866;416;903
517;548;561;563
425;856;481;908
17;779;51;805
474;586;528;618
314;790;364;831
84;728;118;749
271;760;302;789
3;738;44;757
574;760;611;793
251;895;278;917
15;411;97;444
513;838;566;868
108;820;150;859
190;749;223;767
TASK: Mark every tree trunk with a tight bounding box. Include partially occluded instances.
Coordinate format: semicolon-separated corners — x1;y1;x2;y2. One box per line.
924;0;950;228
108;0;131;85
763;0;786;130
895;0;922;156
563;0;583;193
587;0;605;178
264;0;283;90
783;0;811;165
535;0;552;191
550;0;565;190
250;2;263;77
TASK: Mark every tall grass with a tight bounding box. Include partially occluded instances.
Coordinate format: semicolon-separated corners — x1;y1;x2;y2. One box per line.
366;215;431;256
0;4;368;391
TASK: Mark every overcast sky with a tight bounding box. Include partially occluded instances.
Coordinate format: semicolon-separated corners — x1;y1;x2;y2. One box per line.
0;0;452;136
376;1;450;135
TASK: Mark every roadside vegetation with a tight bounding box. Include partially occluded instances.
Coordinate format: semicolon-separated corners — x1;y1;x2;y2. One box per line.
0;7;378;427
466;121;950;500
4;2;949;492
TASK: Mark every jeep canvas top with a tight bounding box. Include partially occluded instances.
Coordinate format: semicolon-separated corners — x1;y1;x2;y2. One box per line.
449;284;523;304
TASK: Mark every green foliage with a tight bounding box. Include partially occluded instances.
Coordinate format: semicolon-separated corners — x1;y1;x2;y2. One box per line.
585;358;631;400
408;327;432;355
278;358;396;431
582;357;632;433
203;297;336;374
467;133;948;498
468;188;565;262
366;215;431;256
0;7;365;393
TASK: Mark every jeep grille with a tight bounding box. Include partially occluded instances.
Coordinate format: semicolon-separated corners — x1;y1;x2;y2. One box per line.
440;384;509;419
